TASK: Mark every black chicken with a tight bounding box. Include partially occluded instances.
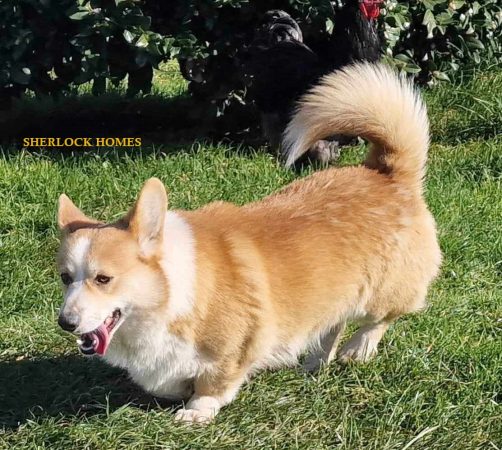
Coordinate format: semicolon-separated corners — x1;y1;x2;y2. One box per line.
246;0;383;164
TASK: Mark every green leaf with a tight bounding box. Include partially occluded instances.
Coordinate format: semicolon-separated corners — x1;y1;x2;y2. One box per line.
422;1;433;10
433;70;451;81
123;30;134;43
436;12;454;25
403;64;422;74
136;34;149;48
449;1;465;10
423;9;437;33
69;10;90;21
325;18;334;34
465;37;485;50
394;53;413;63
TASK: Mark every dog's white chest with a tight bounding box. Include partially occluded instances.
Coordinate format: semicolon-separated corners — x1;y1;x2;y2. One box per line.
104;326;203;399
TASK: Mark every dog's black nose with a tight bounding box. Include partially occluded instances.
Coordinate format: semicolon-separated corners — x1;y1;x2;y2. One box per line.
58;313;79;332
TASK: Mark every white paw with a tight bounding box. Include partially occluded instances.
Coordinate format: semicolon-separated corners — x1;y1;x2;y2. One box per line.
338;341;376;364
174;408;215;424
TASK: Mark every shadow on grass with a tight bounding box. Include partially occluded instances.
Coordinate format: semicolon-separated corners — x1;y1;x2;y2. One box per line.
0;356;180;430
0;92;264;155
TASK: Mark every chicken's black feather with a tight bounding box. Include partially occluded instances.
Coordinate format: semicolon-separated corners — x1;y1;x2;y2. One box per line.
246;1;383;161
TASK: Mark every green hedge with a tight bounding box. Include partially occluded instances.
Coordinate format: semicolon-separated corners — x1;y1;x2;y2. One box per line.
1;0;500;107
383;0;502;82
0;0;189;105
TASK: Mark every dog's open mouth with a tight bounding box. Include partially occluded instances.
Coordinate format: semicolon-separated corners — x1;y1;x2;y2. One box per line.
77;309;122;356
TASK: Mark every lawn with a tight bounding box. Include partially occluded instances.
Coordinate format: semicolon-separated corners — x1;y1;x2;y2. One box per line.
0;65;500;449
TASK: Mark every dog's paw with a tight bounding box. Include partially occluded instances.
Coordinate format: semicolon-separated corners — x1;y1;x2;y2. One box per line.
337;342;376;364
174;408;215;424
337;326;386;364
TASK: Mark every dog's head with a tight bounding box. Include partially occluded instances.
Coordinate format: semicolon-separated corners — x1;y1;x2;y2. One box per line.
56;178;168;356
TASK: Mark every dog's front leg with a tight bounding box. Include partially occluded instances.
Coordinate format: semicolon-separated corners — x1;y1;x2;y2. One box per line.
174;366;247;424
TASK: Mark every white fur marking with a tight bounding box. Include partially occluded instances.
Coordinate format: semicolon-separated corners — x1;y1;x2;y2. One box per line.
69;236;91;281
64;280;84;305
62;237;91;314
160;212;196;319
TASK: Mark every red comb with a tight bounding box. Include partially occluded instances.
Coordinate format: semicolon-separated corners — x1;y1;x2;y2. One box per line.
359;0;383;20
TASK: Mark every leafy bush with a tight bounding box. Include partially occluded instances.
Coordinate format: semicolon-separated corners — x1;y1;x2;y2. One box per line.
0;0;181;106
383;0;502;82
1;0;500;107
142;0;349;113
143;0;501;110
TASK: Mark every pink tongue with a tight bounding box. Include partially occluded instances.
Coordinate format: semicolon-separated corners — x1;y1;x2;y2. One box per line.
90;324;110;355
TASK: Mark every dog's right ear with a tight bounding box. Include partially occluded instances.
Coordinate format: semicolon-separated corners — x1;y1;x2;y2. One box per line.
57;194;96;232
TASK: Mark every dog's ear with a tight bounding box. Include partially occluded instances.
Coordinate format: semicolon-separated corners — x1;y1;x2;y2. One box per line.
58;194;96;232
127;178;168;257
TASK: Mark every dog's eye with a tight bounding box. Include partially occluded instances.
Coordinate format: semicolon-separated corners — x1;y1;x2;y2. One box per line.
60;273;73;285
95;274;112;285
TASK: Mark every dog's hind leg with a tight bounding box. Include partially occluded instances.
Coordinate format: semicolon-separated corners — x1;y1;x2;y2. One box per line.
338;319;391;363
303;321;346;373
338;276;434;364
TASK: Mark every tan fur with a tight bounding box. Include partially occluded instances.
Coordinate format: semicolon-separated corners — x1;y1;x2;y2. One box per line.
56;63;441;423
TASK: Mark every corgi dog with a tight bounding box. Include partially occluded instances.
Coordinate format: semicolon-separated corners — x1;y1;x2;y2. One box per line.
56;63;441;423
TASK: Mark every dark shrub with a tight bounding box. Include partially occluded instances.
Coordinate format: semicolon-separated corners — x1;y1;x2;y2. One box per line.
1;0;500;108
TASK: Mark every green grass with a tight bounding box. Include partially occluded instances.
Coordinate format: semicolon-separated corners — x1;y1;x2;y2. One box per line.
0;66;501;449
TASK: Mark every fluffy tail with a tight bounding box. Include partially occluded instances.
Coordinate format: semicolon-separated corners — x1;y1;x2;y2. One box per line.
282;63;429;192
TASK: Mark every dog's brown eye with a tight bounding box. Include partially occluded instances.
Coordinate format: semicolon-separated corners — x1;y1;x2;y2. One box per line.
95;274;111;285
60;273;72;285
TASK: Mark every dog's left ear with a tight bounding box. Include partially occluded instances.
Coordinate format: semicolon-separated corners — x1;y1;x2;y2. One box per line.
127;178;168;257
